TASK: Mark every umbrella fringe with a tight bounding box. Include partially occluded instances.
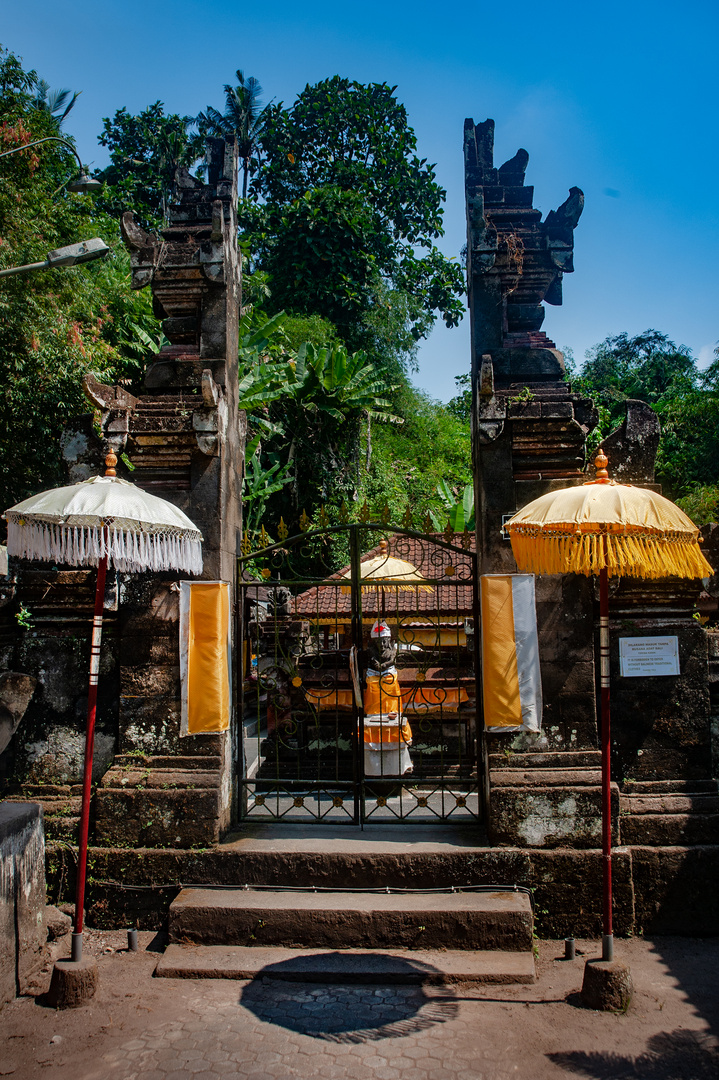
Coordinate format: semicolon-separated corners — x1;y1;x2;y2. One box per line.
7;521;203;576
508;531;713;580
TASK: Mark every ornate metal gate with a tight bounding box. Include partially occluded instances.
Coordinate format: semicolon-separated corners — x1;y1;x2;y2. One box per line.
238;524;486;825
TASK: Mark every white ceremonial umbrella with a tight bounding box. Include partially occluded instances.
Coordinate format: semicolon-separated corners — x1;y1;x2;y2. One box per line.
4;450;203;962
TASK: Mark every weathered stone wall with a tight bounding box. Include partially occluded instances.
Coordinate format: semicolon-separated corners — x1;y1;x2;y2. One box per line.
0;571;119;793
0;802;46;1008
608;599;712;781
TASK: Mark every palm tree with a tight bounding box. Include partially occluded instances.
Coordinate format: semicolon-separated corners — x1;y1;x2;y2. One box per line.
197;70;270;198
32;80;81;129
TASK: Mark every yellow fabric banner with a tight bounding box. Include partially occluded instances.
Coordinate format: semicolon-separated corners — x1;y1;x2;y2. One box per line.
480;574;542;732
180;582;230;735
480;575;521;729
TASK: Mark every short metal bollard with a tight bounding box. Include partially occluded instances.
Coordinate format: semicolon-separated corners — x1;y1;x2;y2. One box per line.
127;929;139;952
564;937;576;961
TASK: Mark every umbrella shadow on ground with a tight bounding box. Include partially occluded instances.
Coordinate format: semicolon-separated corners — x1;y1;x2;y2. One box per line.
548;1028;719;1079
238;953;458;1042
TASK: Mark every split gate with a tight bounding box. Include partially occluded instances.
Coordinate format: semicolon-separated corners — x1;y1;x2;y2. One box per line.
237;524;486;825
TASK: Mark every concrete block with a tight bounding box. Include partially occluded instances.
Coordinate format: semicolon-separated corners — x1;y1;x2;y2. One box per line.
46;957;98;1009
489;784;619;848
581;958;633;1011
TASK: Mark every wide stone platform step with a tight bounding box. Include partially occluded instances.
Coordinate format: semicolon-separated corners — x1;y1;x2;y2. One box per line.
169;888;533;952
155;943;535;984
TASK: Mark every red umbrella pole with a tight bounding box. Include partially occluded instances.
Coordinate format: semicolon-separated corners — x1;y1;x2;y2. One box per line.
599;557;613;962
71;552;108;963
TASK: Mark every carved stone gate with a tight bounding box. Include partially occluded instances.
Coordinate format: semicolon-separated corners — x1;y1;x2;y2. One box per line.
238;525;486;825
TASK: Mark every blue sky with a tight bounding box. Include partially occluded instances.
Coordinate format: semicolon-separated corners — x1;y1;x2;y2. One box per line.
4;0;718;401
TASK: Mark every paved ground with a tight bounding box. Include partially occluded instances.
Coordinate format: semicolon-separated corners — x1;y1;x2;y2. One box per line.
2;932;719;1079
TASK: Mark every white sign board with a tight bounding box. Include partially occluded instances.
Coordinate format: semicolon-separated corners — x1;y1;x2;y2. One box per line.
619;636;680;677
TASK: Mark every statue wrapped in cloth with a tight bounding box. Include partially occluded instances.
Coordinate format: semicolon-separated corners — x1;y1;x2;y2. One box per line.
363;620;412;777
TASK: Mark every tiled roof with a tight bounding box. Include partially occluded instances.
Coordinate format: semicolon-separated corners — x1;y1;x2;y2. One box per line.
293;533;476;620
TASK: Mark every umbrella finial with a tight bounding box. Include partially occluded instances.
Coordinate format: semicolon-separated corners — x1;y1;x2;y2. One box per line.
379;539;389;556
104;448;118;477
594;447;609;483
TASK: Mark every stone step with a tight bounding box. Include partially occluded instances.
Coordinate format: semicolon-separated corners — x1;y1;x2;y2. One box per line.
621;795;719;814
620;814;719;846
490;768;601;787
488;751;601;769
94;783;222;848
99;767;222;790
114;755;223;772
44;814;80;843
623;779;718;795
155;943;535;985
168;888;533;952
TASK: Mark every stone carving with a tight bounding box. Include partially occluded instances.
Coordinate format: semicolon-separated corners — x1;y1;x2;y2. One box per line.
589;400;661;484
464;117;584;376
0;672;36;755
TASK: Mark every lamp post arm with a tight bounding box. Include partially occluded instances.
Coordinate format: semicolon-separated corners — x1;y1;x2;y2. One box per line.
0;260;51;279
0;136;85;173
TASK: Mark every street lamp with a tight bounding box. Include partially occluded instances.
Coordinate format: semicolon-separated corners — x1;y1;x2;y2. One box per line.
0;238;110;278
0;136;102;192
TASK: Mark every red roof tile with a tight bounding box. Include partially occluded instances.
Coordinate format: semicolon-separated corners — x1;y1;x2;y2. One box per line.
293;533;476;621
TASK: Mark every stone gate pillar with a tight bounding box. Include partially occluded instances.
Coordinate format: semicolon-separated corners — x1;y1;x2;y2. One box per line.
464;118;598;750
89;138;244;847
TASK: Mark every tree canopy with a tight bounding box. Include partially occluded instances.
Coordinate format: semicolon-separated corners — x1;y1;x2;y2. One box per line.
96;103;203;231
0;47;162;514
243;77;465;372
572;330;719;518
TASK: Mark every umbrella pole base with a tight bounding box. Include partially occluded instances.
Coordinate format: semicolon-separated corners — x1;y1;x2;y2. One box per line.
580;955;633;1012
45;956;98;1010
71;932;83;963
602;933;614;961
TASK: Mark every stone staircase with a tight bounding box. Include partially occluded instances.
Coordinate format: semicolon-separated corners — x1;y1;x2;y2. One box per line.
94;754;225;848
155;886;536;985
619;779;719;845
487;749;618;848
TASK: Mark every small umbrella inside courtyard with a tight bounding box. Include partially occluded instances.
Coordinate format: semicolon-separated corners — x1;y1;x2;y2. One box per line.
340;537;433;622
340;538;434;594
505;447;712;961
4;449;203;962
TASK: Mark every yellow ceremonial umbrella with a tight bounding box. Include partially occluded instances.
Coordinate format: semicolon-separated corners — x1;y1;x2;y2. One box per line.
505;447;712;961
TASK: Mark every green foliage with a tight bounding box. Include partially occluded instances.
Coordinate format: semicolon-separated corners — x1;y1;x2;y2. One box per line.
245;77;465;373
0;47;163;513
15;603;33;629
676;485;719;528
357;384;472;527
197;69;270;199
242;446;294;537
95;102;204;231
574;330;719;501
430;481;475;532
446;373;471;423
237;310;402;528
31;79;80;130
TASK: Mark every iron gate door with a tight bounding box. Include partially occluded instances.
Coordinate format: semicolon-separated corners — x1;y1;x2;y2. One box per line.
238;524;486;825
